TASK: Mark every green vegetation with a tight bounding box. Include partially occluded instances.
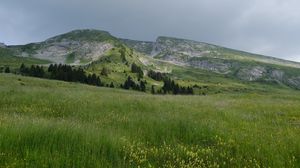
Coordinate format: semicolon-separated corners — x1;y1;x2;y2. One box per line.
1;29;300;167
20;64;102;87
0;48;50;70
85;46;154;88
0;73;299;167
131;63;144;79
4;29;300;91
49;29;119;44
65;52;76;64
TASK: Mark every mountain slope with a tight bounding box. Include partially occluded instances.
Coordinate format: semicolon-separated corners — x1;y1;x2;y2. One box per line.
0;47;51;69
4;29;300;90
9;29;121;64
6;29;153;89
122;36;300;89
122;36;300;68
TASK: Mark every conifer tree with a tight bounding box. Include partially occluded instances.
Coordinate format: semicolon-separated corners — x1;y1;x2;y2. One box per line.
131;63;143;78
4;67;10;73
140;80;146;92
101;67;110;76
109;82;114;88
151;85;155;94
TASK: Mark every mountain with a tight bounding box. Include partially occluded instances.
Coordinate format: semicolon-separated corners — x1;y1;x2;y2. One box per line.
122;36;300;88
122;36;300;68
2;31;300;167
3;29;300;90
9;29;121;64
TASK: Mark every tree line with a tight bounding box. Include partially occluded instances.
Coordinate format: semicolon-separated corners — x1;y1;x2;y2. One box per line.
19;64;102;87
147;70;168;81
20;64;45;77
161;78;194;95
2;63;195;95
147;70;194;95
121;76;146;92
1;66;10;73
131;63;143;79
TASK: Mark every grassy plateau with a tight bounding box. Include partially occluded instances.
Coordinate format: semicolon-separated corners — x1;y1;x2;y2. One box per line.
0;73;300;167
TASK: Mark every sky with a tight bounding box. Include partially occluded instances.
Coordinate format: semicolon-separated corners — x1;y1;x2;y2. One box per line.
1;0;300;61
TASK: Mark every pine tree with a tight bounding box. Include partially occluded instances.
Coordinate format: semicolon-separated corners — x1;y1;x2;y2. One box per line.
187;87;194;95
148;70;167;81
48;64;54;72
20;63;25;73
86;74;92;85
91;74;97;85
140;80;146;92
30;65;36;76
131;63;143;78
37;66;45;77
109;82;114;88
151;85;155;94
162;78;172;94
101;67;110;76
20;63;29;75
4;67;10;73
173;83;180;95
123;76;132;89
77;68;86;83
157;89;162;94
96;76;101;86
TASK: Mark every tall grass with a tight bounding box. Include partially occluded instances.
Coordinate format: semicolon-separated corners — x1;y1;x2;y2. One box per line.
0;74;299;167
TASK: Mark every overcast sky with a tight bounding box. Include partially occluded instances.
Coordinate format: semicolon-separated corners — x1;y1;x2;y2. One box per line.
1;0;300;61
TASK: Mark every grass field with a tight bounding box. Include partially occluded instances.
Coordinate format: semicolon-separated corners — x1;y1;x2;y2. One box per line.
0;73;300;167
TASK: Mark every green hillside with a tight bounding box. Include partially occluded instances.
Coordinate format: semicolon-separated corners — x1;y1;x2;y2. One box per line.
0;47;51;69
0;73;299;167
9;29;124;64
3;29;300;91
123;36;300;68
1;29;300;167
121;36;300;90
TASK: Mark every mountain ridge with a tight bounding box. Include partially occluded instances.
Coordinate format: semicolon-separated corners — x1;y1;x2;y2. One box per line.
4;29;300;67
121;36;300;68
3;29;300;90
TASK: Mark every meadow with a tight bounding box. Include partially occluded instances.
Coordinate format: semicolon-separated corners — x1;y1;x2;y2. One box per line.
0;73;299;167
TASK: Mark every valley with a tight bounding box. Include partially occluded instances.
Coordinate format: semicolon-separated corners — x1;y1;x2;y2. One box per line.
1;29;300;167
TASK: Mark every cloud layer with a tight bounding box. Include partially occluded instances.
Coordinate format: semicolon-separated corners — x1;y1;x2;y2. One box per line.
1;0;300;61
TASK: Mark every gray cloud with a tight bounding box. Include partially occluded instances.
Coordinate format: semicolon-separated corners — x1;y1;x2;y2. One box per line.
1;0;300;61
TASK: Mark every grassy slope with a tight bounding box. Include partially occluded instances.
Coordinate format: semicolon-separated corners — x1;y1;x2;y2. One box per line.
0;48;51;68
135;56;293;94
216;47;300;68
153;36;300;68
85;46;159;89
121;37;300;91
0;73;299;167
84;48;282;94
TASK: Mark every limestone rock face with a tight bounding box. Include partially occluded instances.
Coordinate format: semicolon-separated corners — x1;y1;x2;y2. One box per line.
121;36;300;88
28;40;113;64
237;66;266;81
11;29;116;65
